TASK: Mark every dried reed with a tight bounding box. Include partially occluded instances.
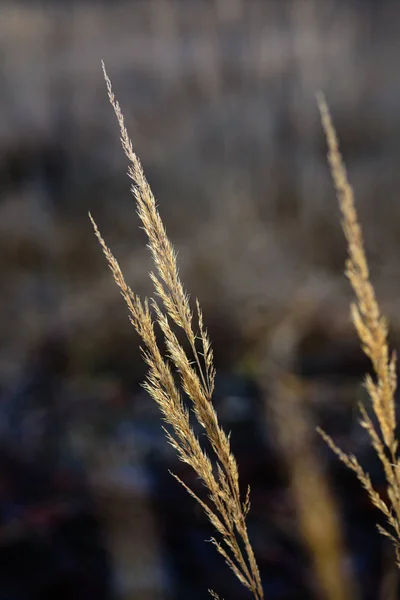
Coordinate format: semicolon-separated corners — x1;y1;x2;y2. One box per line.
90;63;263;599
317;94;400;564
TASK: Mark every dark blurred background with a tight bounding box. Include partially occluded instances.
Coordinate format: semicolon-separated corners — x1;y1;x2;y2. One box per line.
1;0;400;599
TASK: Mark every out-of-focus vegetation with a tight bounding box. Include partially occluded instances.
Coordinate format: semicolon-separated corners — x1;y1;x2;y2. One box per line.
2;1;400;599
2;0;400;380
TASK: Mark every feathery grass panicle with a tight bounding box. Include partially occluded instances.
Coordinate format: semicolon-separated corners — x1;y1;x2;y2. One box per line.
92;63;263;600
317;93;400;563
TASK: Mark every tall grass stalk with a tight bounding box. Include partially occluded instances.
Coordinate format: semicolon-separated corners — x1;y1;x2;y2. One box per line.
91;63;263;599
274;374;355;600
317;94;400;564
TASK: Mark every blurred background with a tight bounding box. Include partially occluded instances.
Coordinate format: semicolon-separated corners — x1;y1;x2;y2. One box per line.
1;0;400;598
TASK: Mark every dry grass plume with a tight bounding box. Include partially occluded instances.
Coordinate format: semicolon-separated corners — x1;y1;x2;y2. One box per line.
90;62;263;599
317;93;400;564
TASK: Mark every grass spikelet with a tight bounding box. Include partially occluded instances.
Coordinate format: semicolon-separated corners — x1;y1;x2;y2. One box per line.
317;93;400;561
92;63;264;600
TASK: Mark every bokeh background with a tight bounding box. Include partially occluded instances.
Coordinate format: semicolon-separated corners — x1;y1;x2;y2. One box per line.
1;0;400;599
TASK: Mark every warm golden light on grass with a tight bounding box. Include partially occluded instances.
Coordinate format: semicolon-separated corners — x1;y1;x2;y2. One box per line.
91;65;400;597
